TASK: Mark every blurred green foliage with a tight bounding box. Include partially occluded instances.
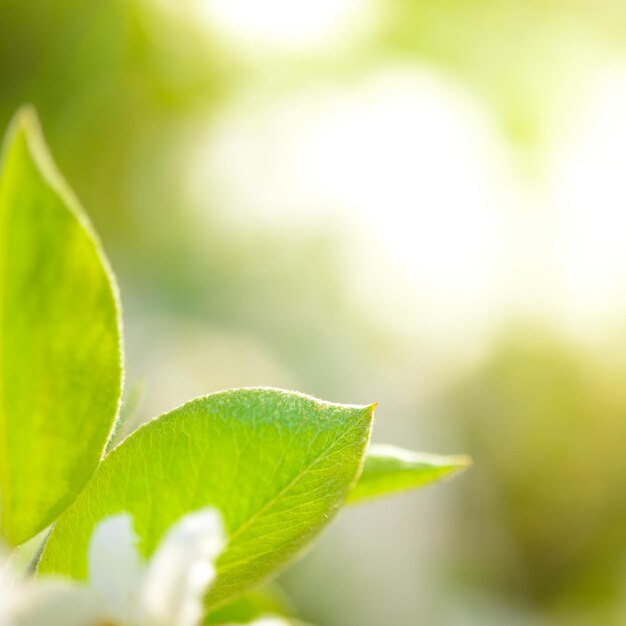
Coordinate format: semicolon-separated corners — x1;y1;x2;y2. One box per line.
452;328;626;623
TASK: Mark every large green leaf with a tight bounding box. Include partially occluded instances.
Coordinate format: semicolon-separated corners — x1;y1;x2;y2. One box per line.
39;388;374;607
347;444;470;505
0;108;122;545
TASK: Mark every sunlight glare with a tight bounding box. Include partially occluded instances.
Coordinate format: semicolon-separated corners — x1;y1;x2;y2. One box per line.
549;67;626;337
169;0;372;52
187;67;513;351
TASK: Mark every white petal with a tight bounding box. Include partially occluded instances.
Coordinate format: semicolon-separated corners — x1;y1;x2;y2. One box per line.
88;513;145;624
0;574;15;626
11;580;106;626
139;509;225;626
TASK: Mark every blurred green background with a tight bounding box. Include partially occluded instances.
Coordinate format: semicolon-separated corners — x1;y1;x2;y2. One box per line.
3;1;626;623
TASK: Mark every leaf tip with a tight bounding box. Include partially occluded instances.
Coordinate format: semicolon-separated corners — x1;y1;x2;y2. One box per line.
425;453;472;484
14;103;39;131
6;104;42;149
449;453;472;474
2;105;61;197
360;402;377;430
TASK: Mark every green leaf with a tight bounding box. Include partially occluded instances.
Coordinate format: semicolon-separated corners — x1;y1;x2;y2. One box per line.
347;444;470;505
0;108;123;545
38;388;374;607
205;587;292;624
216;614;308;626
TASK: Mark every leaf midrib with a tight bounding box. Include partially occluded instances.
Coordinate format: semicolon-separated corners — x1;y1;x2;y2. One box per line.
221;417;364;564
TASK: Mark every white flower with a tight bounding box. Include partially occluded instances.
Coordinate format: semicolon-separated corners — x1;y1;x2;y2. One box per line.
0;547;97;626
8;579;103;626
7;508;225;626
2;511;290;626
85;508;225;626
85;514;290;626
0;554;17;626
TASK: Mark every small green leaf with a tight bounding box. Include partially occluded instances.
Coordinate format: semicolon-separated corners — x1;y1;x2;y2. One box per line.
0;108;122;545
347;444;470;505
39;388;374;607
